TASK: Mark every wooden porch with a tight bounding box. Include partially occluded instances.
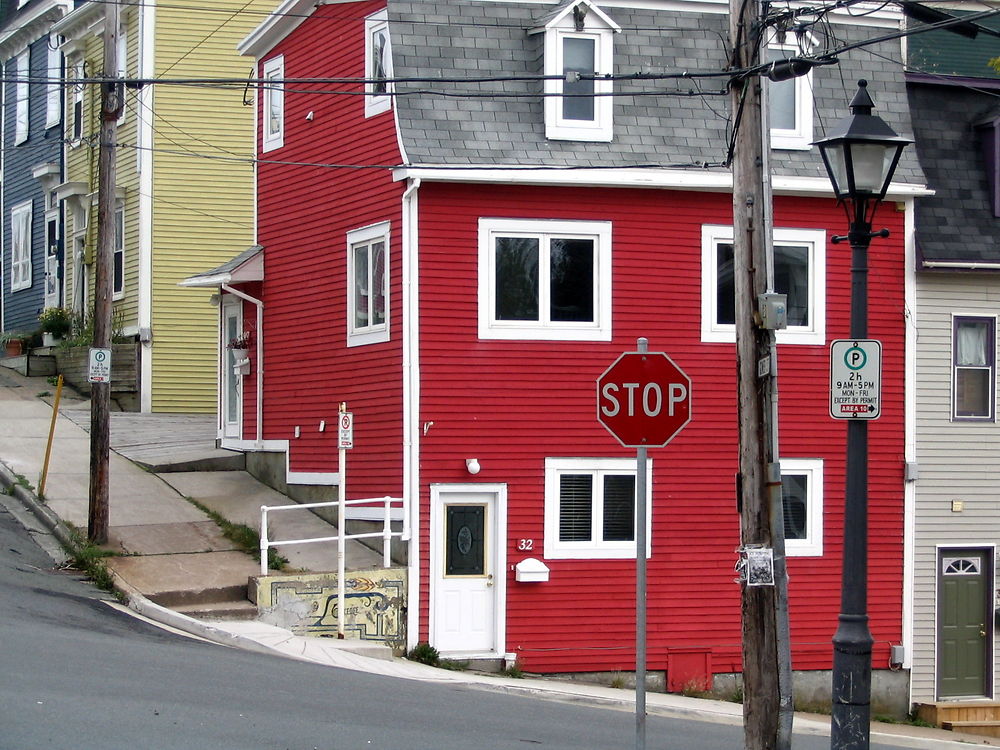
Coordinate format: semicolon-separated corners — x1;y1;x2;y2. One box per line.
917;701;1000;739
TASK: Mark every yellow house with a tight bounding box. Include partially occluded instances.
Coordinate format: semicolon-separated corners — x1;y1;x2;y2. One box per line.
52;0;270;413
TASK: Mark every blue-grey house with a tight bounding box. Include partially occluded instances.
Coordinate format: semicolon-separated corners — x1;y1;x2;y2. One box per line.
0;0;74;337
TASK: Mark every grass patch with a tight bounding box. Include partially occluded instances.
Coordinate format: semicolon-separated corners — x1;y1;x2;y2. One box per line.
184;497;288;571
59;525;122;599
499;659;524;678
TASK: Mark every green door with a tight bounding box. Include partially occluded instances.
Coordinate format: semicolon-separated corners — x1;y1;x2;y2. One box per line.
937;550;990;698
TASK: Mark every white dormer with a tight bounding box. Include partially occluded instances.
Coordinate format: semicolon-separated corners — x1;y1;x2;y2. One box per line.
530;1;621;143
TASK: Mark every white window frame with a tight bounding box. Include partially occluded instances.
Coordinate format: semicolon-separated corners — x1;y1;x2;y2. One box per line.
45;37;61;129
10;200;33;291
346;221;390;347
701;225;826;345
364;10;392;118
478;217;612;342
543;27;614;142
781;458;823;557
116;21;127;125
766;37;814;150
113;205;124;300
70;59;84;144
951;314;996;421
544;457;652;560
15;50;29;144
261;55;284;152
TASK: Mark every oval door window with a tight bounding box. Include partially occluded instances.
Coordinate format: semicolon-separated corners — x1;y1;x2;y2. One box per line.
446;504;485;576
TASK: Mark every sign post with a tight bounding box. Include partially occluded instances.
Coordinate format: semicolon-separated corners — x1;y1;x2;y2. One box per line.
597;338;692;750
337;403;353;638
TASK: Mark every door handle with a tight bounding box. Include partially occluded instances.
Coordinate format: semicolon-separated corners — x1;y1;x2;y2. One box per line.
982;624;988;638
486;574;494;587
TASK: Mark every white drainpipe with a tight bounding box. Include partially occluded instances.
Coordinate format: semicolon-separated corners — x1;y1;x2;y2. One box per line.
401;176;420;649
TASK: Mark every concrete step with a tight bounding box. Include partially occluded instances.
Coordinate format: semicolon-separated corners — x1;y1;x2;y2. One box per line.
941;720;1000;739
176;599;259;621
148;582;249;609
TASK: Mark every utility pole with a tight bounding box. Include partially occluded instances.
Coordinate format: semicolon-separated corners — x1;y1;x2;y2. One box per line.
88;0;122;544
729;0;793;747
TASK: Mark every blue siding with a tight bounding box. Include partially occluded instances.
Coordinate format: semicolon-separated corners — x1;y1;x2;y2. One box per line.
2;34;63;334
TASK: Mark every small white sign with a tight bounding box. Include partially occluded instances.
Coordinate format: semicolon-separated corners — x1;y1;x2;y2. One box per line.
88;347;112;383
338;412;354;450
830;339;881;420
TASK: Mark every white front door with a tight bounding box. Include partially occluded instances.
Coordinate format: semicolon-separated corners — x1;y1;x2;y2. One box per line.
431;485;505;655
221;297;242;439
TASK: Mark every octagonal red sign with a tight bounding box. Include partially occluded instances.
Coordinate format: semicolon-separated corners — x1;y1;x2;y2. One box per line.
597;351;692;448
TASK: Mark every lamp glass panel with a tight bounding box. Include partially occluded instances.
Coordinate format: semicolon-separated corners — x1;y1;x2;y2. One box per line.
846;142;894;195
821;142;849;197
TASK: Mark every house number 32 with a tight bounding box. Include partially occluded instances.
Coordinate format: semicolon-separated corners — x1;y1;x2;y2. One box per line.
517;539;534;551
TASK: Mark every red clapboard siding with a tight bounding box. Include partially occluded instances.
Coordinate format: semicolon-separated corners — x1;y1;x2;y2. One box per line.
416;181;905;674
253;1;406;497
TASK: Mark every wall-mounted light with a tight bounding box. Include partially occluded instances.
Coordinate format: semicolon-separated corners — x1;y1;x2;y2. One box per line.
466;458;481;475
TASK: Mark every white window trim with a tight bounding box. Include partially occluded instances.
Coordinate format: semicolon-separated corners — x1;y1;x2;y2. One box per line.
478;217;612;342
261;55;284;152
767;37;814;151
701;225;826;345
113;204;125;300
10;200;33;292
543;27;614;142
364;10;392;118
45;38;61;129
951;313;997;422
781;458;823;557
346;221;390;347
70;58;84;145
544;457;652;560
116;21;127;126
15;50;29;145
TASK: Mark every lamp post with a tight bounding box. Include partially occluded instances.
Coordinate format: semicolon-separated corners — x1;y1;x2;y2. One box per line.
813;80;912;750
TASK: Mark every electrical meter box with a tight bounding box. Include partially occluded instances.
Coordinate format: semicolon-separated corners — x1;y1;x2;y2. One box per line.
758;293;788;330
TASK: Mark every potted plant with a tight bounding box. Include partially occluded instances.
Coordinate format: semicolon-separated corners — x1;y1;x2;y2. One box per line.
1;332;25;357
38;307;72;346
227;331;252;361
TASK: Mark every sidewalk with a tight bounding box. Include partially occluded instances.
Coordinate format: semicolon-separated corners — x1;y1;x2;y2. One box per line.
0;363;993;749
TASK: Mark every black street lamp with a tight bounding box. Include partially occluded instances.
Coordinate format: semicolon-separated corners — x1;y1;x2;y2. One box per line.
813;80;912;750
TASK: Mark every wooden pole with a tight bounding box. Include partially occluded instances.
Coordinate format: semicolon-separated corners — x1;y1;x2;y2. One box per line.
38;374;64;497
728;1;791;746
88;0;121;544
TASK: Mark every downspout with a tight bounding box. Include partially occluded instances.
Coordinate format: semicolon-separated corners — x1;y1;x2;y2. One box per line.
902;197;917;705
222;283;262;446
402;176;420;650
137;0;155;412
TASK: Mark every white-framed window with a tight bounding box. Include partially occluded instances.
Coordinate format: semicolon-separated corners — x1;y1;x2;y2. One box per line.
364;10;392;118
478;218;612;341
261;55;284;152
116;20;127;125
781;458;823;557
10;200;32;291
113;205;124;299
71;59;84;143
952;315;996;421
701;225;826;345
45;37;62;129
15;50;29;144
541;6;618;142
544;457;652;560
347;221;390;346
767;37;814;150
43;206;59;308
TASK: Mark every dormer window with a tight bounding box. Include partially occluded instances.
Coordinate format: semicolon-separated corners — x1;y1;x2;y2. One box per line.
767;32;815;150
533;1;620;142
977;116;1000;217
365;10;392;118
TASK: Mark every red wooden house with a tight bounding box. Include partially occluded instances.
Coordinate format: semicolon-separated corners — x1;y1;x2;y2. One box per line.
213;0;926;695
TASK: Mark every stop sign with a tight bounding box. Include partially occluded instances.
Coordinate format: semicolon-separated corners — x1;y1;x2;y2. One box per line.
597;351;692;448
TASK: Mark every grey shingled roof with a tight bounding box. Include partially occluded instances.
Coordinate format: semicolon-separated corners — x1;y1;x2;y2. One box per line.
908;83;1000;264
387;0;923;186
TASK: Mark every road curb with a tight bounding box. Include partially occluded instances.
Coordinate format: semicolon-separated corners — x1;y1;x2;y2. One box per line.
0;459;76;553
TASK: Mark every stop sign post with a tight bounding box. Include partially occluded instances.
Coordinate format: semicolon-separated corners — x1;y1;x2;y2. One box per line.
595;338;691;750
597;348;692;448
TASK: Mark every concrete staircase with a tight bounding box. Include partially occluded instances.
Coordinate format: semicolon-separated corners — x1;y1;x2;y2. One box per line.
917;701;1000;739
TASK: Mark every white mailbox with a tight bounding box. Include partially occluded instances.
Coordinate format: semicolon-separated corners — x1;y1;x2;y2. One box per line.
515;557;550;583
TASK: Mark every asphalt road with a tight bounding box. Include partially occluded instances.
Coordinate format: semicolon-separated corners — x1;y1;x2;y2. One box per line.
0;499;924;750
